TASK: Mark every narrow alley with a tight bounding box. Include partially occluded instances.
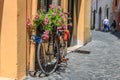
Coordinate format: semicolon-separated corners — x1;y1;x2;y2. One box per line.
26;31;120;80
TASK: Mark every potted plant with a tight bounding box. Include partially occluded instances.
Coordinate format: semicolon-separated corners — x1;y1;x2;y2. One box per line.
26;4;72;42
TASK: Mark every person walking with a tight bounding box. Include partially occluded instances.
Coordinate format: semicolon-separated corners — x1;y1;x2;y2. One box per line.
103;17;110;32
111;20;116;31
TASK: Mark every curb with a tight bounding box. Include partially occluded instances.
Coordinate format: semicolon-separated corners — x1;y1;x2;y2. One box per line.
67;45;83;53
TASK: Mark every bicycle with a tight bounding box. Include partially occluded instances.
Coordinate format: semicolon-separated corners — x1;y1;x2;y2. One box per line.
34;26;68;75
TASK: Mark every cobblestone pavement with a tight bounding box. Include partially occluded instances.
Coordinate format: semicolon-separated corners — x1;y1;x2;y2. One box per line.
25;31;120;80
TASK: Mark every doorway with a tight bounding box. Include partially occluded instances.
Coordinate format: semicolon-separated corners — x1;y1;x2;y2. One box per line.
99;7;102;30
93;10;96;30
68;0;74;46
106;8;109;19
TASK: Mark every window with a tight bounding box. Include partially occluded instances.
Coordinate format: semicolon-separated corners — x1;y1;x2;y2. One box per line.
37;0;52;12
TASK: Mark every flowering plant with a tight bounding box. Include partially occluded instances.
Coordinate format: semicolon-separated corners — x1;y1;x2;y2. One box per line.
26;4;72;41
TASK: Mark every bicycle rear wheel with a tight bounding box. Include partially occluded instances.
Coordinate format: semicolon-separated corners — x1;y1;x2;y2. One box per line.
37;37;59;75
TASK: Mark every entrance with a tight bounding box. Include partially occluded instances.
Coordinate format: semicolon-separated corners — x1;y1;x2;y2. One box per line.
68;0;74;46
93;10;96;30
99;7;102;30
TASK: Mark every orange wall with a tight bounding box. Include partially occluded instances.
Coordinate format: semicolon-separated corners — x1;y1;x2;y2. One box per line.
0;0;17;78
77;0;91;45
84;0;91;44
17;0;27;79
77;0;84;44
0;0;4;77
0;0;27;79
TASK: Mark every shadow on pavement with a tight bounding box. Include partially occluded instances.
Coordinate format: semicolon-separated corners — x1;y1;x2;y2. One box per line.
111;31;120;39
73;50;91;54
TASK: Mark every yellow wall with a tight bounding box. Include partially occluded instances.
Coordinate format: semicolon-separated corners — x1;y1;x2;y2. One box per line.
29;0;37;71
17;0;27;79
77;0;85;44
77;0;91;44
0;0;27;79
84;0;91;44
72;0;79;45
0;0;17;78
0;0;4;77
61;0;68;13
26;0;32;73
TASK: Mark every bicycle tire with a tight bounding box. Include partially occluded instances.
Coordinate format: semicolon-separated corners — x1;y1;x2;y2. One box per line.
37;37;59;75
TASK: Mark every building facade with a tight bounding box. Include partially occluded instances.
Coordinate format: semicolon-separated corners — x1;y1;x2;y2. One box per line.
0;0;91;79
112;0;120;31
91;0;113;30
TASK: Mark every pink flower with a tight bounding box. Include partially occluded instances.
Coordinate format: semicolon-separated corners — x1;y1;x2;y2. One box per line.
26;20;31;26
59;12;63;16
69;22;73;26
49;4;54;9
62;16;65;18
44;22;47;25
43;34;49;40
44;30;49;35
64;26;67;29
35;13;39;19
58;6;61;10
57;26;62;30
45;18;49;22
44;17;49;25
27;16;30;19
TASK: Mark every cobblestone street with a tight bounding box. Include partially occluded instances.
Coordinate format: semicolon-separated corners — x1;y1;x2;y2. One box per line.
25;31;120;80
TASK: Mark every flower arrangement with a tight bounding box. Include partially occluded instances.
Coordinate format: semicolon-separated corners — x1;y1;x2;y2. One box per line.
26;4;72;41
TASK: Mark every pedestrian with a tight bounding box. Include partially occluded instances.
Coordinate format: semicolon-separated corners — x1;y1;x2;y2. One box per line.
111;20;116;31
103;17;110;32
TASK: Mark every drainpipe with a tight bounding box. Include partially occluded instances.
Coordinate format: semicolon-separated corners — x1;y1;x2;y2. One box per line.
29;0;37;71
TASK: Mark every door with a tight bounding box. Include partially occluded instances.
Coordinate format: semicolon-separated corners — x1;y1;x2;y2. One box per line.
99;7;102;30
68;0;74;46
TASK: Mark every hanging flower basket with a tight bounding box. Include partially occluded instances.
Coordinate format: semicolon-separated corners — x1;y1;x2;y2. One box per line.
26;4;72;42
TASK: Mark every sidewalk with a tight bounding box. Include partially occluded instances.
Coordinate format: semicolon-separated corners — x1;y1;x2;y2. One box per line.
26;31;120;80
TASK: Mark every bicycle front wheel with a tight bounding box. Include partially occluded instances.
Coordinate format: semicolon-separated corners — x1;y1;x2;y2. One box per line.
37;38;59;75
